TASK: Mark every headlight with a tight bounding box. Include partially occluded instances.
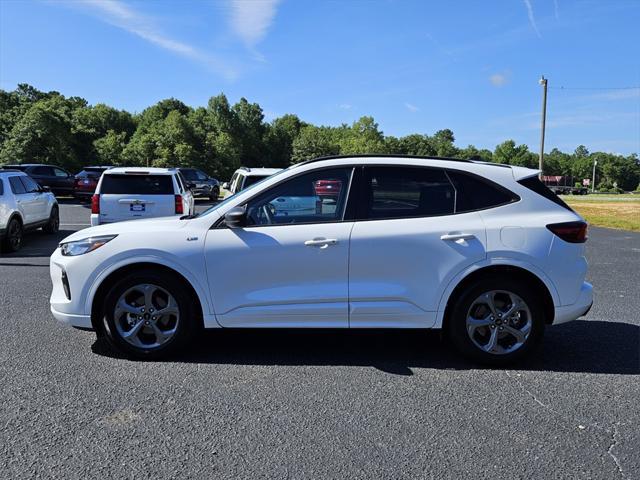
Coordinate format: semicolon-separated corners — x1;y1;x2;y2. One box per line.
60;235;117;256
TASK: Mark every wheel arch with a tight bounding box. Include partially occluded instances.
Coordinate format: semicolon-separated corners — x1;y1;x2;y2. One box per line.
90;262;206;331
438;264;556;331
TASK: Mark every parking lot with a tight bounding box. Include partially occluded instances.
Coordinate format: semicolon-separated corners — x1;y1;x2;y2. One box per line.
1;200;638;479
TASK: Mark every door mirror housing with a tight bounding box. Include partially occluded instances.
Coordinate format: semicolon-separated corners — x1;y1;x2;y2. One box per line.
222;182;229;190
41;185;51;192
224;206;247;228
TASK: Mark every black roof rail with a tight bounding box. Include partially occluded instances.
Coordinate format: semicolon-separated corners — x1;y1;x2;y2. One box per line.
295;153;514;169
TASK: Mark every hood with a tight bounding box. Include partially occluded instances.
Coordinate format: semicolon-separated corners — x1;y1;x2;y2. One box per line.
60;216;188;243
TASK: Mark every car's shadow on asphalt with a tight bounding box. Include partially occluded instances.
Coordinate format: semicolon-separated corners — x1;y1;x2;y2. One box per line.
91;320;640;375
0;229;74;260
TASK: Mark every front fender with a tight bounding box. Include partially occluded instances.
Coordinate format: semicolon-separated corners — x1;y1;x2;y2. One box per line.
83;250;213;319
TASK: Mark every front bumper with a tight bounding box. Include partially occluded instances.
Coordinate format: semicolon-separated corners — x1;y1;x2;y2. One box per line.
50;306;92;329
50;250;93;329
553;281;593;324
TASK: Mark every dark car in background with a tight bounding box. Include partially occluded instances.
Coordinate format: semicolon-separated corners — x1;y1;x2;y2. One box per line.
4;164;74;196
177;168;220;201
73;166;113;199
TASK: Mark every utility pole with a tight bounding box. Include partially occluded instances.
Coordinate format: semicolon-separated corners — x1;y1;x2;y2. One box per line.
592;160;598;193
538;75;548;179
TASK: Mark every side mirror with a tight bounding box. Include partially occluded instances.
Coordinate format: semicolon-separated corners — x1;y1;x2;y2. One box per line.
224;206;247;228
41;185;51;192
222;182;229;190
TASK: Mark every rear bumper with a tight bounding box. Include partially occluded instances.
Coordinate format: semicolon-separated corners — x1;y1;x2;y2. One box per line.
553;281;593;325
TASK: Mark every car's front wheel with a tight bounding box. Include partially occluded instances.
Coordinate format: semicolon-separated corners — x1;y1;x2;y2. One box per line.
209;186;220;201
42;206;59;234
99;270;197;359
447;276;545;365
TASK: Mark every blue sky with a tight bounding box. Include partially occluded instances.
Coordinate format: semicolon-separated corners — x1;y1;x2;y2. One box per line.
1;0;639;154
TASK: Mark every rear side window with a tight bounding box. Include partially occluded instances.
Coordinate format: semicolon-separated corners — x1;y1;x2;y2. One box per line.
243;175;267;189
0;179;4;195
9;176;26;194
517;176;573;211
100;175;174;195
446;170;519;212
32;166;54;176
363;167;455;220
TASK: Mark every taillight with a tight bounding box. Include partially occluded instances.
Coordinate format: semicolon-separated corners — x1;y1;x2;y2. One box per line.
175;194;183;214
91;194;100;214
546;221;587;243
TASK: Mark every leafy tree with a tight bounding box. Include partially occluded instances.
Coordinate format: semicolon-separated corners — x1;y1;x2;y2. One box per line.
493;140;536;167
94;130;128;165
291;125;340;163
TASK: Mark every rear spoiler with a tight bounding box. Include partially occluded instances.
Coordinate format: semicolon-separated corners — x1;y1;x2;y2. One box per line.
510;166;541;181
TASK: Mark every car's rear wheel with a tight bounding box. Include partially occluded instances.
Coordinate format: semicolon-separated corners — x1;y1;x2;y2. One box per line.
42;206;59;233
99;270;196;359
447;276;545;365
2;218;23;252
210;186;220;201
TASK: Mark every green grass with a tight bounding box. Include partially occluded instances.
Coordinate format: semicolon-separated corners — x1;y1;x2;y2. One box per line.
561;195;640;232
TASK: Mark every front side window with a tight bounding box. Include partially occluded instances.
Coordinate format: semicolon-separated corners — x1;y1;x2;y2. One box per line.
363;167;455;220
20;176;41;193
196;170;208;181
54;168;68;177
100;175;174;194
9;176;26;194
245;168;352;226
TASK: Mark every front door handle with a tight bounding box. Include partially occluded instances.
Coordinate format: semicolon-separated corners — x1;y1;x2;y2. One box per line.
304;238;338;248
440;233;475;241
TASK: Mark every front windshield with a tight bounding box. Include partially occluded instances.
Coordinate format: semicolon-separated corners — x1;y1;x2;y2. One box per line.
197;168;291;217
180;169;198;181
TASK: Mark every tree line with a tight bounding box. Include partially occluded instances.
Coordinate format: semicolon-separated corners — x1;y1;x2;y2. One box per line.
1;84;638;191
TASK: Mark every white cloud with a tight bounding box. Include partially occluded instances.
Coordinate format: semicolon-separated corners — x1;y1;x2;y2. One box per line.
339;103;352;110
404;102;419;112
489;72;509;87
228;0;281;48
523;0;542;38
60;0;237;79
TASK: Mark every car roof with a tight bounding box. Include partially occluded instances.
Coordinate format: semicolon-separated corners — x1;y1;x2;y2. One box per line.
105;167;174;175
239;167;282;176
0;169;27;176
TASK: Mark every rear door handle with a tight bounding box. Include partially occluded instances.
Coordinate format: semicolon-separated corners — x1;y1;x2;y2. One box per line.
304;238;338;248
440;233;475;241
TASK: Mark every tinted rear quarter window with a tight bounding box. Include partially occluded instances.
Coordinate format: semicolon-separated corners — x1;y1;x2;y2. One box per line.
363;166;455;219
100;175;174;195
9;176;26;194
32;166;54;176
446;170;519;212
517;176;574;211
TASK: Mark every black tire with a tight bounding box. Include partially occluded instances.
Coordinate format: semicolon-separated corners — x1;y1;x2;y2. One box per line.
99;269;197;360
2;217;23;252
209;186;220;201
42;206;60;234
447;275;545;366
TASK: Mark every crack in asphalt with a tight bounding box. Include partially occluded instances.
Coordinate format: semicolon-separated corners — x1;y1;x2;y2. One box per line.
504;371;627;477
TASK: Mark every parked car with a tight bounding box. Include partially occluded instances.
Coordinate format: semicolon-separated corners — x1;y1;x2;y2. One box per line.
50;155;593;364
89;167;195;226
1;169;59;252
74;166;114;199
176;168;220;201
222;167;281;198
3;164;74;196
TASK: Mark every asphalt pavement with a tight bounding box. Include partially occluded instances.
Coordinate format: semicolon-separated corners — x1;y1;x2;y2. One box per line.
0;201;638;479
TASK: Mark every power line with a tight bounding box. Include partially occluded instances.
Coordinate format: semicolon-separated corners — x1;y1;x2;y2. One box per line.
549;86;640;91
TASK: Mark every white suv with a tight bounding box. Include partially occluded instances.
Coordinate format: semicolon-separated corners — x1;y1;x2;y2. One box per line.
90;167;195;226
50;155;593;365
222;167;281;198
1;169;59;252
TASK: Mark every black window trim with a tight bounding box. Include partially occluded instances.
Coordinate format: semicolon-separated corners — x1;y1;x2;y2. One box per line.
354;165;520;222
9;175;27;195
213;165;357;229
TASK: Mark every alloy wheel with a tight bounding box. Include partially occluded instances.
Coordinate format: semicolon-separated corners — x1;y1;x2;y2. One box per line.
113;284;180;349
466;290;532;355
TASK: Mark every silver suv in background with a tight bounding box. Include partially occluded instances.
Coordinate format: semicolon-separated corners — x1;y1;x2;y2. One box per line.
0;169;59;252
90;167;195;226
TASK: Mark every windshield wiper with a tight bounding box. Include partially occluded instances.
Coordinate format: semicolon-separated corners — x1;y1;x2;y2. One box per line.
180;213;199;220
